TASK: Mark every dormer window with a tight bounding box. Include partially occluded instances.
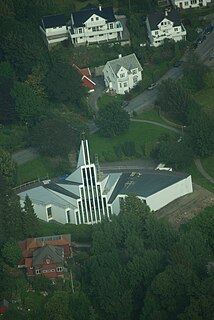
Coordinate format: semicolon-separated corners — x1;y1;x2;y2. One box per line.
91;18;94;21
96;17;99;21
120;73;125;78
79;28;82;33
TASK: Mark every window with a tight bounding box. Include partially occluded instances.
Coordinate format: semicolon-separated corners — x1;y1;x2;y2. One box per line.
78;28;82;33
155;31;158;35
191;0;197;3
96;17;99;20
46;206;52;219
120;73;125;78
124;82;128;87
109;23;113;29
66;210;71;223
119;83;122;88
185;1;188;5
89;35;94;38
91;18;94;21
92;27;96;32
57;267;62;272
132;69;137;74
133;76;138;84
35;269;40;274
99;34;104;36
174;27;178;31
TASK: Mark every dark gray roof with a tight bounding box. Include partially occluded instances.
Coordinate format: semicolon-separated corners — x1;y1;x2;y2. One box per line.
72;6;116;28
44;182;79;199
33;245;63;266
42;14;67;29
109;170;189;203
147;9;181;30
107;53;143;75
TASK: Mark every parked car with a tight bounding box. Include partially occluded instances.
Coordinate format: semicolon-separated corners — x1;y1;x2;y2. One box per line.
204;25;214;35
174;60;183;68
148;82;158;90
196;35;206;44
121;100;129;108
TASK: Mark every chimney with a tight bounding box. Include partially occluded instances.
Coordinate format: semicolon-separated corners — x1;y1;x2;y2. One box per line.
99;4;102;11
165;9;168;16
118;54;122;59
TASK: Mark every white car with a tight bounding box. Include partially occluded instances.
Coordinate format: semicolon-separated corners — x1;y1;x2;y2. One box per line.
148;82;158;90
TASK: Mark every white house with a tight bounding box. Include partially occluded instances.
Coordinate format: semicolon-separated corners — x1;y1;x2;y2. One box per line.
17;139;193;225
69;4;123;45
40;14;70;46
103;53;143;95
172;0;211;9
146;9;186;47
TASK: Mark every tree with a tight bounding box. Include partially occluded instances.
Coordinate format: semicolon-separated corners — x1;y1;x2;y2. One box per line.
31;118;82;156
189;111;214;156
95;102;130;137
23;195;39;238
0;77;17;124
1;239;22;267
0;148;17;186
45;61;84;104
11;81;47;125
158;79;196;124
183;52;208;92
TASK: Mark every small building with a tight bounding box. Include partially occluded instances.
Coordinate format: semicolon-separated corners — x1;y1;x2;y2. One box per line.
73;64;96;93
18;139;193;225
69;4;123;45
0;300;9;316
40;14;70;46
146;9;186;47
172;0;211;9
103;53;143;95
18;234;72;278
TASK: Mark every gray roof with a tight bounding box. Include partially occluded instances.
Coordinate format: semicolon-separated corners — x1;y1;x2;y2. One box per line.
107;54;143;76
72;6;116;28
33;245;63;266
42;14;67;29
109;170;189;203
147;9;182;30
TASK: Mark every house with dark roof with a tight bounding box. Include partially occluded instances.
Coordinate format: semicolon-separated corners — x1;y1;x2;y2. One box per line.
146;8;186;47
40;14;70;46
103;53;143;94
73;64;96;93
69;4;123;45
17;139;193;225
172;0;211;9
18;234;72;278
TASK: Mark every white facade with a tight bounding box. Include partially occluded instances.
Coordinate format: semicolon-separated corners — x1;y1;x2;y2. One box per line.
18;140;193;225
69;5;123;45
172;0;211;9
146;10;186;47
103;54;143;95
40;14;69;45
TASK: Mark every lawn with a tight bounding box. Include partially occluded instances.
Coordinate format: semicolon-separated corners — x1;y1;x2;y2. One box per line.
135;107;166;124
97;94;123;108
17;157;70;185
201;156;214;179
185;162;214;193
89;121;177;161
194;88;214;115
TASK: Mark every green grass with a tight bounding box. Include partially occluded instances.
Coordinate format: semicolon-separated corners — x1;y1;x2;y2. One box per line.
201;156;214;179
185;162;214;193
194;88;214;115
0;125;29;152
17;157;70;185
135;108;166;124
89;122;177;161
97;94;123;108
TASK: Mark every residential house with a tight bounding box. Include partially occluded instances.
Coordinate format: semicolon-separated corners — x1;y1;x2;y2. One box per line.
103;53;143;95
40;14;70;46
146;9;186;47
172;0;211;9
18;234;72;278
73;64;96;93
17;139;193;225
69;4;123;45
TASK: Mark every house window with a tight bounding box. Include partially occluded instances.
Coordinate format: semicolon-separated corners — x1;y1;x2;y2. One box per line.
79;28;82;33
120;73;125;78
185;1;188;5
174;27;178;31
57;267;62;272
191;0;197;3
91;18;94;21
89;35;94;38
46;206;52;219
66;210;71;223
155;31;158;35
124;82;128;87
133;76;138;84
109;23;113;29
99;34;104;36
119;83;122;88
96;17;99;20
132;69;137;75
92;27;96;31
35;269;40;274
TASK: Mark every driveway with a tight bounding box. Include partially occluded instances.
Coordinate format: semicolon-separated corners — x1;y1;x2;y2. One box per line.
88;76;105;112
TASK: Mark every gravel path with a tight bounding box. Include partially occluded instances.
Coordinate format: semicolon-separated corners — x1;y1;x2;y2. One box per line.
131;119;180;133
194;159;214;184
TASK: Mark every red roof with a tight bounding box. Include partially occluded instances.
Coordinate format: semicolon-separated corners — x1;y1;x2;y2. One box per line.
73;64;95;92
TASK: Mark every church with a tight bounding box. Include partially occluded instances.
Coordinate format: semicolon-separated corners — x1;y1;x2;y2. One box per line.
18;139;193;225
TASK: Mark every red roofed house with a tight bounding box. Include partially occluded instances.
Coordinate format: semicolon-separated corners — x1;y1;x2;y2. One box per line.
0;300;9;315
18;234;72;279
73;64;96;93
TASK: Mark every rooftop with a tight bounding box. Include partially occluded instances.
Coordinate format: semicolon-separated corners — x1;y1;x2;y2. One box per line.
107;53;143;75
42;14;67;29
147;9;182;30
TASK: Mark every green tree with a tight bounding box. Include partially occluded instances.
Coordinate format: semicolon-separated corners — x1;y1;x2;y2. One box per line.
31;118;82;156
23;195;39;238
0;148;17;186
45;61;84;104
158;79;196;124
95;102;130;137
11;81;47;125
1;239;22;267
0;77;17;124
